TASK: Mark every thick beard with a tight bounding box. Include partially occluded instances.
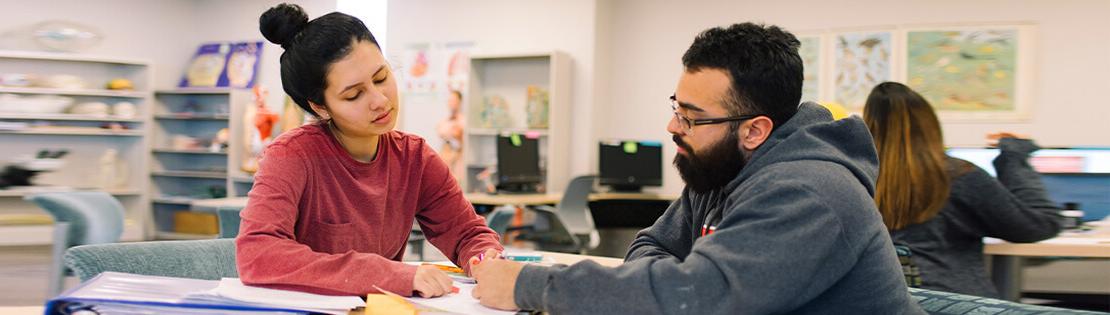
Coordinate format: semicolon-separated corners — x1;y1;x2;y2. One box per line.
673;132;747;194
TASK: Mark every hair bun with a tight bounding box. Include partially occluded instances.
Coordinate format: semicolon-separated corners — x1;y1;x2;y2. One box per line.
260;3;309;48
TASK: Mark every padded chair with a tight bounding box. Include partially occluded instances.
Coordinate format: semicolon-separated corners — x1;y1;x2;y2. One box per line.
24;191;125;297
513;175;600;254
64;239;238;282
216;206;243;239
908;287;1105;315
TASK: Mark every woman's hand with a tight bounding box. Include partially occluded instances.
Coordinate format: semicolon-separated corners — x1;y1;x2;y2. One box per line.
412;264;454;298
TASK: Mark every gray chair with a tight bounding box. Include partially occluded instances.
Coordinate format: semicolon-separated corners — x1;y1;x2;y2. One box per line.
515;175;600;254
64;239;238;282
24;191;125;297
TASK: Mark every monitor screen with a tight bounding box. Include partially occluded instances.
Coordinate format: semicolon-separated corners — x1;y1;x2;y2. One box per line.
496;134;542;185
946;147;1110;221
945;147;1110;176
599;140;663;189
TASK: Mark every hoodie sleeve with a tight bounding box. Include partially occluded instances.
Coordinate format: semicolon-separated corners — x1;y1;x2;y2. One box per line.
624;192;694;262
514;163;867;314
958;138;1062;242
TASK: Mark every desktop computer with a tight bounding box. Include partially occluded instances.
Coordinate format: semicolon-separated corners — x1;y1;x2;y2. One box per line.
496;134;542;193
598;140;663;193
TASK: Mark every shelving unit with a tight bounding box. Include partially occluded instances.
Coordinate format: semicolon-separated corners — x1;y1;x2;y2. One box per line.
463;51;571;193
0;50;151;245
149;89;252;239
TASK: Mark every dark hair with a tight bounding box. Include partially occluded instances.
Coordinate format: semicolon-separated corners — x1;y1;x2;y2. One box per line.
682;22;803;129
259;3;379;117
863;82;949;230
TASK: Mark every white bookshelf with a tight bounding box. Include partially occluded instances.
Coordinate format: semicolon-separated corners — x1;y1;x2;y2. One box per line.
0;50;151;245
463;51;572;193
149;89;252;239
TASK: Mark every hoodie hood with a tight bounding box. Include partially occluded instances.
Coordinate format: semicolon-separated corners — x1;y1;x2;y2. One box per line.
723;102;879;195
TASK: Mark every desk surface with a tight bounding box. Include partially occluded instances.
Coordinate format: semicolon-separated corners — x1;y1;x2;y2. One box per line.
983;221;1110;258
191;197;249;212
10;251;622;315
465;192;678;206
194;193;679;211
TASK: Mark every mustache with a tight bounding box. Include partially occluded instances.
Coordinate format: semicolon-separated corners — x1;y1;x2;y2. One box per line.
672;135;693;153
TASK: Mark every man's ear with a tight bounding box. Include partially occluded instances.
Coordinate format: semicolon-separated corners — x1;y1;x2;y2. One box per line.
738;116;773;151
309;101;329;119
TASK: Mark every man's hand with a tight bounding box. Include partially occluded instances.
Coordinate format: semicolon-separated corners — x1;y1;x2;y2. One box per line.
412;265;453;298
471;256;524;311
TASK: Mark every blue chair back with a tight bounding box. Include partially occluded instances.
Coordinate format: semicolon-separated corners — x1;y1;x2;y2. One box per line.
217;207;243;239
65;239;238;282
25;191;125;247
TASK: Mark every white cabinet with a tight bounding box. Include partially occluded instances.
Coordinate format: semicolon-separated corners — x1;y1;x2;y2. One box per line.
463;51;571;193
0;50;151;245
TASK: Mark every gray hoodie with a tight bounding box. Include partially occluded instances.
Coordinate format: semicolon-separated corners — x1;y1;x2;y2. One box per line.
513;102;924;314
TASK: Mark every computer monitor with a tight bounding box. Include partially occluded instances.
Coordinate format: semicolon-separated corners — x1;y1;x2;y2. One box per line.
599;140;663;192
947;147;1110;221
496;134;542;193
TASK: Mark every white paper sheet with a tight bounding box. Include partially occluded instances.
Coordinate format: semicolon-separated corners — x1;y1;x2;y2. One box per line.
197;278;364;315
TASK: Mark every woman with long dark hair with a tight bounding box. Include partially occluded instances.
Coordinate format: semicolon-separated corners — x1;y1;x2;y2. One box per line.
863;81;1061;298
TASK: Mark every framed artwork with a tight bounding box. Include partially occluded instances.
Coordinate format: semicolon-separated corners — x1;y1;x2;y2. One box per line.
797;35;822;104
903;24;1034;121
179;41;263;88
832;31;894;110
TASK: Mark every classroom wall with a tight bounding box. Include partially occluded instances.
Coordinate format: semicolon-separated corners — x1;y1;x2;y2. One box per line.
0;0;336;105
0;0;199;88
599;0;1110;194
386;0;602;182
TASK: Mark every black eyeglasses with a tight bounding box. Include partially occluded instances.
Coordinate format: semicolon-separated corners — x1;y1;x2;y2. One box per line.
669;95;760;135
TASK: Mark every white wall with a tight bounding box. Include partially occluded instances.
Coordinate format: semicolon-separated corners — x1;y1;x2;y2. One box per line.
0;0;336;105
190;0;338;112
387;0;601;181
600;0;1110;194
0;0;199;88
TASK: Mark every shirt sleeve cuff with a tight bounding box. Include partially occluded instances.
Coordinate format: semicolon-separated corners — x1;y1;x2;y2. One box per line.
513;264;554;311
383;263;419;297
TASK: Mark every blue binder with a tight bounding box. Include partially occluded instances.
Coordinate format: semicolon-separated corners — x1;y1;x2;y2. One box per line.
44;272;310;315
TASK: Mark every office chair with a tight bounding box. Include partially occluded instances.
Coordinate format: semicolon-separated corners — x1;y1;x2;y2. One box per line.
514;175;600;254
24;191;125;297
64;239;238;281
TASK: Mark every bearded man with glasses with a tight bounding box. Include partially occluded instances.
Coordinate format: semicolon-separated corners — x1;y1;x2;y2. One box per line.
470;22;924;315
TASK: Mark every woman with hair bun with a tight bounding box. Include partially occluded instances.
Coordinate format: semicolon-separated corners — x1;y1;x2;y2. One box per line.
236;3;502;298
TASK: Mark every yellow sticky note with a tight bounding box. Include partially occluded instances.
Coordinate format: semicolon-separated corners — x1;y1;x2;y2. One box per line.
365;293;416;315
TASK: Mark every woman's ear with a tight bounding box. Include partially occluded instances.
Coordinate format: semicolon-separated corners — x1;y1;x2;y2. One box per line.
309;101;329;120
739;116;774;151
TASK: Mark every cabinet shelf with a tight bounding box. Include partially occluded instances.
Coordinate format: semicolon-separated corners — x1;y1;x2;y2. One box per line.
0;187;141;197
151;170;227;179
152;148;227;155
0;49;148;66
0;113;142;122
153;113;230;121
155;88;233;95
0;86;146;98
0;128;142;136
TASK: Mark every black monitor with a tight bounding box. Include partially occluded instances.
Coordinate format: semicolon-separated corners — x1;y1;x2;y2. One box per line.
599;140;663;192
496;134;542;193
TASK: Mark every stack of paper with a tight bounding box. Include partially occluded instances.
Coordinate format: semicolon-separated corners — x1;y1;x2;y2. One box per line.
45;272;362;315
